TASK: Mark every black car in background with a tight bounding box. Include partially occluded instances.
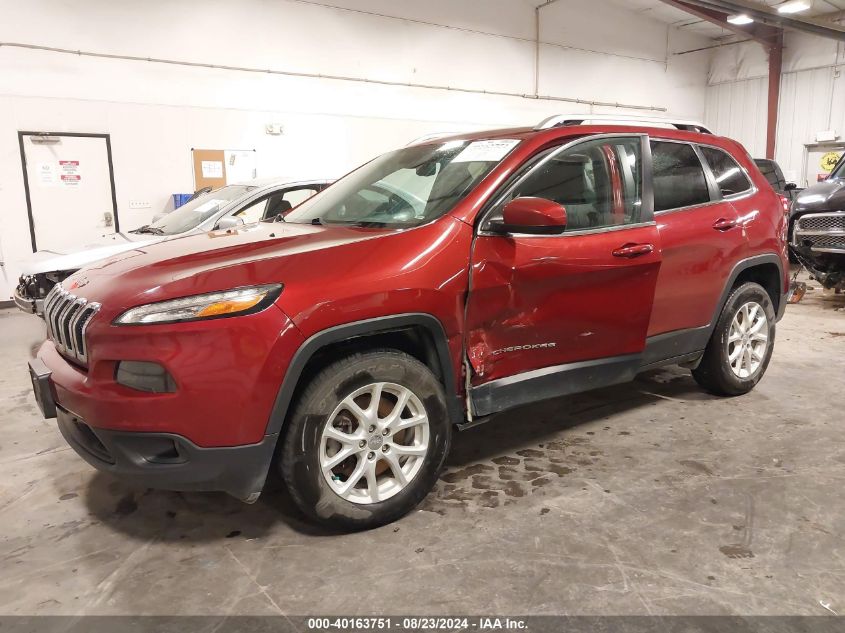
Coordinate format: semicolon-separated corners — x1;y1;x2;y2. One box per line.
754;158;800;201
754;158;802;262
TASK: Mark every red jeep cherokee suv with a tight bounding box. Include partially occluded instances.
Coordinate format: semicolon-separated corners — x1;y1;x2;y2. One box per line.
29;114;789;529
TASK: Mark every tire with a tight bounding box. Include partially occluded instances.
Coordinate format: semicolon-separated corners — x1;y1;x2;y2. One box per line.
692;282;776;396
280;349;451;531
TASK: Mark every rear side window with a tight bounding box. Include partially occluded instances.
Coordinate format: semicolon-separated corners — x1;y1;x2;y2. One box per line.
702;147;752;197
650;141;710;212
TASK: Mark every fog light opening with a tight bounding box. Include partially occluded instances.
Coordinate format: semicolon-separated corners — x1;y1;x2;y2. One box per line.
115;361;177;393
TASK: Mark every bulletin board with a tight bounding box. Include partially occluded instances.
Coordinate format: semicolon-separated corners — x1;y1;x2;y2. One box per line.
191;148;257;190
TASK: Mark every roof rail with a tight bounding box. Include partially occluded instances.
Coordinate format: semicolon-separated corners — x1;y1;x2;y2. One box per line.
534;113;712;134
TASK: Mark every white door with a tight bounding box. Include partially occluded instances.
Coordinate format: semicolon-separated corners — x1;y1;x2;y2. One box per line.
803;143;845;188
21;133;118;252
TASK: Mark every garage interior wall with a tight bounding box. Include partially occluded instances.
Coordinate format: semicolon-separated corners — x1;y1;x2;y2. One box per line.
0;0;712;301
705;30;845;183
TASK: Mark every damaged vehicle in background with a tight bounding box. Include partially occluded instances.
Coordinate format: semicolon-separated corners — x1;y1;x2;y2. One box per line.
14;178;330;315
790;155;845;292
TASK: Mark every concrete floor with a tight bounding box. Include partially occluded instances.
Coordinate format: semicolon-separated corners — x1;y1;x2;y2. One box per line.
1;282;844;616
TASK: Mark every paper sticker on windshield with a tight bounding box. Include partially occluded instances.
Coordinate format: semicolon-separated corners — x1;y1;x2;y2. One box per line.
452;139;520;163
193;199;225;213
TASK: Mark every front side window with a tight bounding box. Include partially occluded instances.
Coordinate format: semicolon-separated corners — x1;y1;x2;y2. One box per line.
284;139;520;228
282;187;320;208
487;137;643;231
703;147;752;197
234;196;270;224
651;141;710;212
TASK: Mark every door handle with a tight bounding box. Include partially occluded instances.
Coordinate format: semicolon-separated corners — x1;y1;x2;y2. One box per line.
712;218;737;231
612;243;654;258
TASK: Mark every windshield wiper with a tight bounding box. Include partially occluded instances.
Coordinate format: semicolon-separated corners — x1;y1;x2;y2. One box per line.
130;225;166;235
350;221;390;228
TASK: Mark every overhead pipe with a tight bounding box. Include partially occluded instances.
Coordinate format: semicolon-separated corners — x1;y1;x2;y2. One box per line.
0;41;667;113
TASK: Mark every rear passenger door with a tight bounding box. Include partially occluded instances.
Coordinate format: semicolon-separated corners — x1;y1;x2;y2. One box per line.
466;135;662;401
647;139;749;338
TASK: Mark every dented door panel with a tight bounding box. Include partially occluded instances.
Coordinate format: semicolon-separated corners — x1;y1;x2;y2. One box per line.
465;224;662;384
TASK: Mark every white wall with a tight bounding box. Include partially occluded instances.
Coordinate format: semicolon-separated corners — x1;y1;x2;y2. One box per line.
0;0;712;301
705;31;845;183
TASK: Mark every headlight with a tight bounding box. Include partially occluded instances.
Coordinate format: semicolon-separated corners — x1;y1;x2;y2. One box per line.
114;284;282;325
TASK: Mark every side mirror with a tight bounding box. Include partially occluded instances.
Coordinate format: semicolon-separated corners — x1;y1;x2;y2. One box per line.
489;197;567;235
784;182;798;191
216;216;244;231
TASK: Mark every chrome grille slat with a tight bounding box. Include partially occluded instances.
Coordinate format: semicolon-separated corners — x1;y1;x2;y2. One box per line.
49;289;66;345
62;301;83;353
43;286;99;365
55;294;78;351
67;299;88;356
43;289;60;340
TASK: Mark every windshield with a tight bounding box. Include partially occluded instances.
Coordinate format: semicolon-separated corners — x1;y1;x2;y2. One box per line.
140;185;255;235
284;139;520;228
829;155;845;180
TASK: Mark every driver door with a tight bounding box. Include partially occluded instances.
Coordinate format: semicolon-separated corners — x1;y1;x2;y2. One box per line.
466;135;663;416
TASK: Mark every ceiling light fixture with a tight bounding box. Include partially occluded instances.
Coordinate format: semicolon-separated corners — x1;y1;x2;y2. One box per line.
777;0;811;14
727;13;754;24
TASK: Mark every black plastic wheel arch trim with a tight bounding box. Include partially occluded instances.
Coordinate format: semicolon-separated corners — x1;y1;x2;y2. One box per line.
264;313;462;436
708;253;786;329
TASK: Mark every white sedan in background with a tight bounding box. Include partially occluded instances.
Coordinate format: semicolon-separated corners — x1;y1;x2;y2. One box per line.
14;177;331;315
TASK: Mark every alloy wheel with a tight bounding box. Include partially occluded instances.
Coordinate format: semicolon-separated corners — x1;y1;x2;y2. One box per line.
319;382;430;504
727;301;769;379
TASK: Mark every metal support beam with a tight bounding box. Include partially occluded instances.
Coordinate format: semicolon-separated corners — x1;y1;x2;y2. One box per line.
660;1;786;160
534;0;562;97
674;0;845;41
767;31;784;159
659;0;780;46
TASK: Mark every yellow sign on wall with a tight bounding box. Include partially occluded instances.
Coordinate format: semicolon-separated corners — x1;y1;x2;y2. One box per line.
820;151;842;172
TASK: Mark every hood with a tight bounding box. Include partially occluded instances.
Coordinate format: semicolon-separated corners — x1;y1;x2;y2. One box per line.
20;232;159;276
62;221;398;313
793;178;845;214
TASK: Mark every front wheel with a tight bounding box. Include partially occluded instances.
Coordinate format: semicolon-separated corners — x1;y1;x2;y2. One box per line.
692;282;776;396
280;349;451;530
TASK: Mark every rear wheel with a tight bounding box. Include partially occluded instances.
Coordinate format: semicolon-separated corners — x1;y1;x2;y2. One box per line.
280;349;451;530
692;282;776;396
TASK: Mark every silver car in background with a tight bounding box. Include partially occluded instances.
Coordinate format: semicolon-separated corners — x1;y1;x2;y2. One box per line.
14;178;330;315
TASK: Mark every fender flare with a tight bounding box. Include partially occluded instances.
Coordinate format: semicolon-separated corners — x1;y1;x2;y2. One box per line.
707;253;786;335
264;313;461;436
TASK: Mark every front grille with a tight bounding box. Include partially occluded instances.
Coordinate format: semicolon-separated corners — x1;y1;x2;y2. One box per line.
798;234;845;251
794;212;845;253
43;286;100;365
796;213;845;232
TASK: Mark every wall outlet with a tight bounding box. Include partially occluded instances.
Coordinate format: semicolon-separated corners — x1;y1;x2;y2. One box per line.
129;201;152;209
265;123;284;135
